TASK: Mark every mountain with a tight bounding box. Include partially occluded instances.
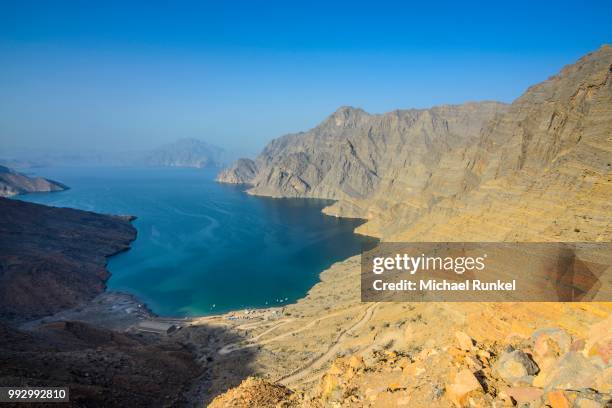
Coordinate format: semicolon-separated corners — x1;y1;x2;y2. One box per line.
212;47;612;406
217;101;509;234
0;165;67;197
0;198;136;322
143;138;226;168
218;45;612;241
217;158;258;183
382;44;612;242
0;198;203;406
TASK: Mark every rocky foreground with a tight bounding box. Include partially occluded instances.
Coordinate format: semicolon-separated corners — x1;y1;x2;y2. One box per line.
0;165;67;197
210;319;611;407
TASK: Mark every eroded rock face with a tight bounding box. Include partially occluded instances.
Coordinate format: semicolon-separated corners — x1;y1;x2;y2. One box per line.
0;198;136;322
216;158;258;184
217;102;507;203
0;165;67;197
388;45;612;243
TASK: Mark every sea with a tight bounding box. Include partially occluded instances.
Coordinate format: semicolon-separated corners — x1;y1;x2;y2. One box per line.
17;166;376;316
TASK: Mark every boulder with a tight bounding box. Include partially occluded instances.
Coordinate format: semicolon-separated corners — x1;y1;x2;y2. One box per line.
533;352;601;391
455;331;475;351
494;350;539;384
348;355;365;370
546;390;570;408
532;328;572;357
584;315;612;365
506;386;544;404
447;368;482;407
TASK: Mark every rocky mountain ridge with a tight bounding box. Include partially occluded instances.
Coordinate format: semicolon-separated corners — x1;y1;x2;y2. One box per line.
0;165;67;197
0;198;136;322
218;45;612;242
217;101;508;202
0;197;208;407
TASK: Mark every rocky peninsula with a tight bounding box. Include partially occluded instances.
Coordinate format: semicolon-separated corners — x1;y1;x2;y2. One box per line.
0;165;67;197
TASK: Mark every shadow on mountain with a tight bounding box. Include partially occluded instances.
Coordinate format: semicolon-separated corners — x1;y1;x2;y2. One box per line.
175;322;262;406
0;319;257;407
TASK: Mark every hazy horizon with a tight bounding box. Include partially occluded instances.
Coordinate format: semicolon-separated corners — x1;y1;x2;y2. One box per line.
1;1;611;156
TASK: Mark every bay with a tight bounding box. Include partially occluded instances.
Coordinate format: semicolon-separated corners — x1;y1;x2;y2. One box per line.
17;166;376;316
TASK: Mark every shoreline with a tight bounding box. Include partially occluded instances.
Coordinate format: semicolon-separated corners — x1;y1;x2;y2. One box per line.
14;172;376;332
96;189;375;328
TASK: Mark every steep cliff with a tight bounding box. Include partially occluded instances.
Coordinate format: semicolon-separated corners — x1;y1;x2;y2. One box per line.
218;102;507;206
383;45;612;242
216;158;258;183
0;165;67;197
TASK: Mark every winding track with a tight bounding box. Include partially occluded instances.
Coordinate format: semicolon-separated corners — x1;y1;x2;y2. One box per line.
218;307;354;355
216;302;379;386
279;302;378;386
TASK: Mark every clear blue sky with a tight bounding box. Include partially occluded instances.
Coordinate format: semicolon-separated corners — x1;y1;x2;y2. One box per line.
1;1;610;154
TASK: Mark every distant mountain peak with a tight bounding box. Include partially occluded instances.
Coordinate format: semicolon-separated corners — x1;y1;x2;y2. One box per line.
143;138;226;168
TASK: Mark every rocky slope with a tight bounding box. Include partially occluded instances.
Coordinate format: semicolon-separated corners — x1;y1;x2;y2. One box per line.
0;321;202;407
382;44;612;242
206;252;612;407
218;102;507;206
0;198;208;407
0;165;67;197
144;138;226;168
0;197;136;322
210;318;611;407
216;158;258;183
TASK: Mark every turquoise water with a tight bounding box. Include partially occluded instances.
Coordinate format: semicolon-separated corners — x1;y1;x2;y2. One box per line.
17;167;376;316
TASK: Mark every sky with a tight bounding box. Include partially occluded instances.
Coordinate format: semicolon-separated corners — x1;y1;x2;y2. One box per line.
1;1;611;156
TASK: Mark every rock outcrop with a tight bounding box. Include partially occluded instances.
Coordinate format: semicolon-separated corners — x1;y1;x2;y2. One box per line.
0;197;136;322
216;158;258;184
0;165;67;197
208;377;297;408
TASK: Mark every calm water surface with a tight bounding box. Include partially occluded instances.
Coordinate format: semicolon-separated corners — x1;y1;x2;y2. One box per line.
18;167;376;316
